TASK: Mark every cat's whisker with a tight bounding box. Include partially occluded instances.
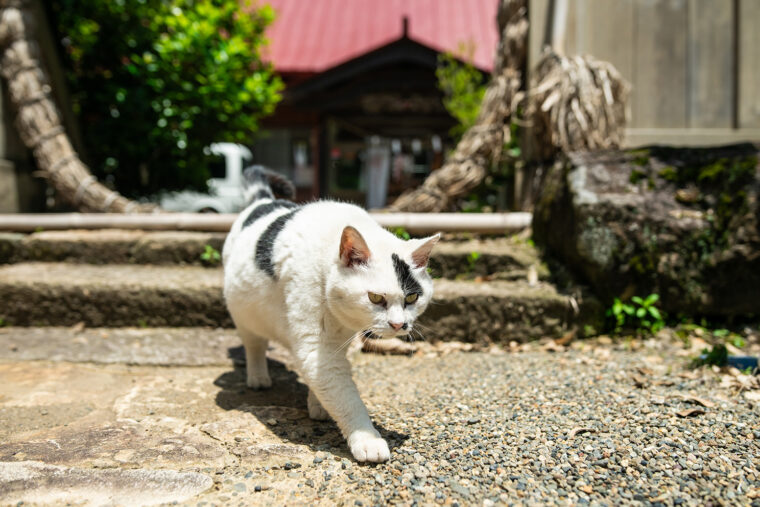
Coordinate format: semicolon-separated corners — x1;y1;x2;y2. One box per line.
328;329;363;359
410;328;428;343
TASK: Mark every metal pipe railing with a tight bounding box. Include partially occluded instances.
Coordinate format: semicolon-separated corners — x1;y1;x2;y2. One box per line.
0;212;532;234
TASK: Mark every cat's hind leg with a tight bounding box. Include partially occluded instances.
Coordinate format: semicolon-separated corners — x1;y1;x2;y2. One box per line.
307;389;330;420
239;329;271;389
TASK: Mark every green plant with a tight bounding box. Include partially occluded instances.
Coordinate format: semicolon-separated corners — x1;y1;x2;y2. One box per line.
200;244;221;265
466;251;481;273
693;343;728;367
436;46;487;139
0;317;6;327
49;0;283;197
391;227;411;241
607;294;665;335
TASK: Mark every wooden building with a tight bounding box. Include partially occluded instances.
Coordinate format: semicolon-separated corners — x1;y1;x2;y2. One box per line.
252;0;498;206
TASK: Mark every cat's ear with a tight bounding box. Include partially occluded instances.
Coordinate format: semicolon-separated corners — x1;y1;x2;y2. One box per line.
340;226;371;267
410;233;440;268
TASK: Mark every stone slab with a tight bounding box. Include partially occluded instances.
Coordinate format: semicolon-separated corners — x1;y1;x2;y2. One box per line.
0;330;757;506
0;327;241;366
0;461;214;506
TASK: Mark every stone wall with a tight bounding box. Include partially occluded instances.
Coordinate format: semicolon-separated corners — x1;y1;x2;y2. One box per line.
533;144;760;318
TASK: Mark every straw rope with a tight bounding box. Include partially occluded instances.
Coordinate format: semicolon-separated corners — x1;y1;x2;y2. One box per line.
0;0;157;212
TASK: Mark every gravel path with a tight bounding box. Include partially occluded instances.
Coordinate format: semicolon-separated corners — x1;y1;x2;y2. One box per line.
208;340;760;506
0;329;758;505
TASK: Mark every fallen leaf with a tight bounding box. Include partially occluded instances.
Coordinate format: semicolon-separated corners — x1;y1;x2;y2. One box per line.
579;484;593;494
677;394;715;408
676;408;705;418
632;375;648;388
677;372;699;380
636;366;654;376
70;321;85;333
556;329;577;346
568;427;596;438
362;338;417;355
542;340;565;353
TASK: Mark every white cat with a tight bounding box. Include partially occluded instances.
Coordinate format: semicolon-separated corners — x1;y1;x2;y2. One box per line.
222;166;439;462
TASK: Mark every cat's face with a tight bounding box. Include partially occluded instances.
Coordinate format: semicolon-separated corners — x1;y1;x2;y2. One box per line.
327;226;439;339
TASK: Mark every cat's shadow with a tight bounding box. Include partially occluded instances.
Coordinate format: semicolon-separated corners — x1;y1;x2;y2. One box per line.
213;346;408;461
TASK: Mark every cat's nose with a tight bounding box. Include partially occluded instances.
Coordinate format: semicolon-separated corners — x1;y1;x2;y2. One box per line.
388;321;406;331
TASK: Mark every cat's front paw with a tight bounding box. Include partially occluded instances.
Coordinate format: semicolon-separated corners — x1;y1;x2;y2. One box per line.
348;431;390;463
246;372;272;390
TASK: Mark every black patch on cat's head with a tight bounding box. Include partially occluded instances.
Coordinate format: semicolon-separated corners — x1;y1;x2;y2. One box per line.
392;253;423;296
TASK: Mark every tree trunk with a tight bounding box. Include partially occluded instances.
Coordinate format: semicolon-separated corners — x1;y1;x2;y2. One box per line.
0;0;156;212
390;0;528;212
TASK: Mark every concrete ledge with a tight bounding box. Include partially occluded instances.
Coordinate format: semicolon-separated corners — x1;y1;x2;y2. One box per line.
1;231;547;281
0;263;590;341
3;229;226;265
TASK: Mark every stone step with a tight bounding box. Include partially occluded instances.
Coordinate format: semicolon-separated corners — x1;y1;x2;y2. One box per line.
0;230;227;266
0;230;546;281
0;263;595;342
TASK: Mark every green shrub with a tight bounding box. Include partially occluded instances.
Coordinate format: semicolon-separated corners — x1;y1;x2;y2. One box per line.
200;244;221;265
436;49;486;139
49;0;283;197
607;294;665;335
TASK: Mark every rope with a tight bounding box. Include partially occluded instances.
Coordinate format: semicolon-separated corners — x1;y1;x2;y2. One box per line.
72;174;95;205
101;190;121;212
45;153;78;175
29;125;63;148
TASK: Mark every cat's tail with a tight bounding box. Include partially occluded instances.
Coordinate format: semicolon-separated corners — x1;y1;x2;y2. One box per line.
242;165;296;203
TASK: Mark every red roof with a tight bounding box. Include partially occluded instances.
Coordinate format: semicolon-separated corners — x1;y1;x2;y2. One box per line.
262;0;499;73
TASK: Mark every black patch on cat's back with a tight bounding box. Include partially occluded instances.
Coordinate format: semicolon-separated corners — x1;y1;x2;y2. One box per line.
242;200;297;229
392;253;423;296
255;208;301;278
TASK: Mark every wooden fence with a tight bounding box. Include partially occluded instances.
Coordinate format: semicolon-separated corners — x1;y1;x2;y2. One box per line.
529;0;760;146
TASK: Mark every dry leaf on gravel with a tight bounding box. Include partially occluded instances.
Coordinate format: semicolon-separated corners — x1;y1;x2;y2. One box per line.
676;408;705;418
632;375;648;388
579;485;593;494
568;427;596;438
555;329;576;346
636;366;654;376
677;394;715;408
362;338;417;355
541;340;566;353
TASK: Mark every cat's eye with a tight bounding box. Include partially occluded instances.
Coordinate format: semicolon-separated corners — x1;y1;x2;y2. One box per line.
405;293;419;305
368;292;386;305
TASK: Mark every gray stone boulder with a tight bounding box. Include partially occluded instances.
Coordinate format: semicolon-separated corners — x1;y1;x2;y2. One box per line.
533;143;760;317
